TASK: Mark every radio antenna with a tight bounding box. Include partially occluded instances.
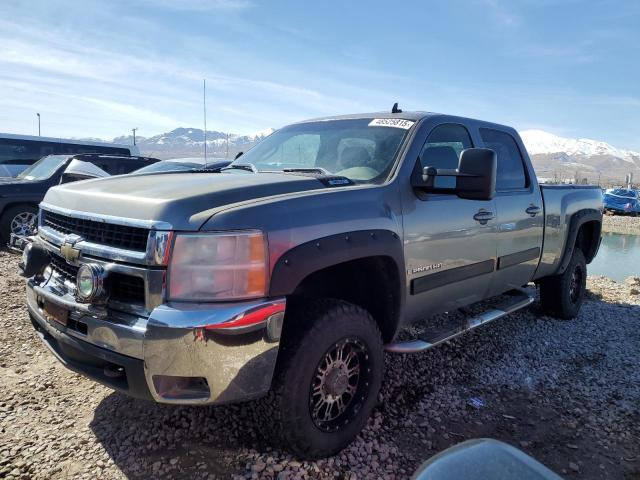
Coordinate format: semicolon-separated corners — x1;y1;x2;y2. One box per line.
203;79;208;167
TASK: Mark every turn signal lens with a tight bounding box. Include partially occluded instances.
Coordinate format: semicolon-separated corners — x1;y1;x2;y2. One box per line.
168;231;268;301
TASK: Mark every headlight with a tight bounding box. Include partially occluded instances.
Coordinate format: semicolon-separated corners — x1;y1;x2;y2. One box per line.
168;231;268;301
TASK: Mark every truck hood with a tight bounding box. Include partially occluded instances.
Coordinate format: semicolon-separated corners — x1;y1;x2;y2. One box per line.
42;171;328;230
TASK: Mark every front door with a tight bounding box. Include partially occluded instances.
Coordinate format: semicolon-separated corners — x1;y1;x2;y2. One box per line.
479;128;544;296
402;123;498;323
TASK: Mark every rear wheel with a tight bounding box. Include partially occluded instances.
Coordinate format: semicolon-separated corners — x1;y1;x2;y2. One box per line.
539;248;586;319
263;299;383;459
0;205;38;244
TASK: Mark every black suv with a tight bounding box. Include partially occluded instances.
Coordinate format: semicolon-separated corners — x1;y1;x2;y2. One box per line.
0;153;158;243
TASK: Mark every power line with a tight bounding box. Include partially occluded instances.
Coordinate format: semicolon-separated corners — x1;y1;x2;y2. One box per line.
203;79;207;167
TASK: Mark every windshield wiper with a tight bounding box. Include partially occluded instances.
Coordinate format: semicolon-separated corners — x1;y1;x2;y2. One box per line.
221;163;259;174
282;167;331;175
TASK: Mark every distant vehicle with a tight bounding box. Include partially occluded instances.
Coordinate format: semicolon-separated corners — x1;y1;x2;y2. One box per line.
133;157;231;174
58;159;111;184
0;133;139;178
603;188;639;215
0;153;158;243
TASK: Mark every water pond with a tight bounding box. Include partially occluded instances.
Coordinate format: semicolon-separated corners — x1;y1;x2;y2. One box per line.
588;232;640;282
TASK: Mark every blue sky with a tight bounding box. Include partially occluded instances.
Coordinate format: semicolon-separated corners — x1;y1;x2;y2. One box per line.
0;0;639;149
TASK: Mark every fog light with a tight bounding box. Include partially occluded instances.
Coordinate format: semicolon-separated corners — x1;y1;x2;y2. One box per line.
76;263;109;303
152;375;210;400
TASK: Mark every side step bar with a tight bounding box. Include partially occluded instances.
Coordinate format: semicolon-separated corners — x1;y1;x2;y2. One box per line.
384;289;534;354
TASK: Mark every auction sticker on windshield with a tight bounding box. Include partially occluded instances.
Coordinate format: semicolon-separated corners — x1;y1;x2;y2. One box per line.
368;118;415;129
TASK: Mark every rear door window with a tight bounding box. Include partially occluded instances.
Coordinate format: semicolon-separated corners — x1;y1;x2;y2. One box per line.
479;128;528;191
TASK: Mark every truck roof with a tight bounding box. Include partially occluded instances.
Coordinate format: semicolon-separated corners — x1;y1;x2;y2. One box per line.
295;111;517;134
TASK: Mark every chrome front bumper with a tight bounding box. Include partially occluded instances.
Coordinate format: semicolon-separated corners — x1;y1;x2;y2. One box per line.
27;280;284;405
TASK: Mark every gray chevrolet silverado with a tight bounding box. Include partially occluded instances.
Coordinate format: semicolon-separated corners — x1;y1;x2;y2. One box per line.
20;110;602;458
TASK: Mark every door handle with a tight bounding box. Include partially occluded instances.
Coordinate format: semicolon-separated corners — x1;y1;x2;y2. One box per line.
473;210;495;224
526;205;541;216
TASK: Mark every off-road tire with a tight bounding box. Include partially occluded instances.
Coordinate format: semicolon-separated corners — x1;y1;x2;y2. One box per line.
539;248;587;319
0;204;38;245
262;299;383;459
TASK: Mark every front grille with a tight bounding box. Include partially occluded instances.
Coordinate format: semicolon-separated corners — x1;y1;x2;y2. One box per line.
50;254;78;282
48;255;145;305
42;210;150;252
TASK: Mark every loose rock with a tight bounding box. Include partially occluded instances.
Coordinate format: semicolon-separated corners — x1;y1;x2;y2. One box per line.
1;251;638;479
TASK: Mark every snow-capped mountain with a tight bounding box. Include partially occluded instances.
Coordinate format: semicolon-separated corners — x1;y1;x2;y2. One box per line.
112;127;276;159
520;130;640;165
519;130;640;183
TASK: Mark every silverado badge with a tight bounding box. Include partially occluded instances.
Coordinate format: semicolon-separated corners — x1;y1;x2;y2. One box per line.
60;234;83;263
60;242;81;262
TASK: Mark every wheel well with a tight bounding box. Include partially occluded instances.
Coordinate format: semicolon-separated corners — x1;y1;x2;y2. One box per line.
1;202;38;218
575;220;601;263
288;256;402;343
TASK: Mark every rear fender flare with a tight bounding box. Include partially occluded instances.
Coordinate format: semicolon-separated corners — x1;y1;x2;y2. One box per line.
557;208;602;274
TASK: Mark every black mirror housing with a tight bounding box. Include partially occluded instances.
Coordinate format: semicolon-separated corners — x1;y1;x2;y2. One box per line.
411;148;496;201
456;148;496;200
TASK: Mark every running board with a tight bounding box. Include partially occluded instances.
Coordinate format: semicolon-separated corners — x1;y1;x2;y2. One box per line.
384;290;534;354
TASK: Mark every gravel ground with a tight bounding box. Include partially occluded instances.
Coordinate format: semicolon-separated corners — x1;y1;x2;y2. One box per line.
602;214;640;235
1;251;640;479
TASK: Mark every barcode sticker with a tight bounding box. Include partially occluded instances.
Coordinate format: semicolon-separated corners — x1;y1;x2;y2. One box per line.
368;118;415;129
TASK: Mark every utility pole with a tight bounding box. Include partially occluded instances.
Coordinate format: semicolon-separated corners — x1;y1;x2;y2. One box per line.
203;79;208;167
131;128;138;145
36;113;41;136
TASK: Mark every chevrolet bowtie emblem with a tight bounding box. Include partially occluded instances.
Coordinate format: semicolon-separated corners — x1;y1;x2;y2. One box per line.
60;242;81;262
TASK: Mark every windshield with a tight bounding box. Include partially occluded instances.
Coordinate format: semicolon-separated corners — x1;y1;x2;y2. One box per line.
609;189;636;198
17;155;68;180
230;118;413;183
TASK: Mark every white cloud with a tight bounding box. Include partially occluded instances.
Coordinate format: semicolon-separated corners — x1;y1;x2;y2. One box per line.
135;0;252;11
480;0;520;26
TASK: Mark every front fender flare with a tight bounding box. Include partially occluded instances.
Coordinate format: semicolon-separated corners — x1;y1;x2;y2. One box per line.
269;229;405;299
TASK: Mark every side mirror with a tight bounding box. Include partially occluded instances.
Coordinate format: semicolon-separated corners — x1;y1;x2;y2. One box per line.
456;148;496;200
412;148;496;201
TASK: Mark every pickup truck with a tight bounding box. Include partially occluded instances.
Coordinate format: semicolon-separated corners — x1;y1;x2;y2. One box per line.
20;109;603;459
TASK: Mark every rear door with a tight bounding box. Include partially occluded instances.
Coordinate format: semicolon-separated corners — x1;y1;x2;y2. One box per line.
402;123;498;322
479;128;543;296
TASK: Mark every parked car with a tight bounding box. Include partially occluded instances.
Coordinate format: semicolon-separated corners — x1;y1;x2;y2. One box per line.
0;153;158;243
603;188;639;215
132;157;231;174
20;109;602;458
0;132;138;178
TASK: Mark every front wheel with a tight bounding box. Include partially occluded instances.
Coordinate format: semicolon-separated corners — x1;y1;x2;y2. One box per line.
539;248;586;319
264;299;383;459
